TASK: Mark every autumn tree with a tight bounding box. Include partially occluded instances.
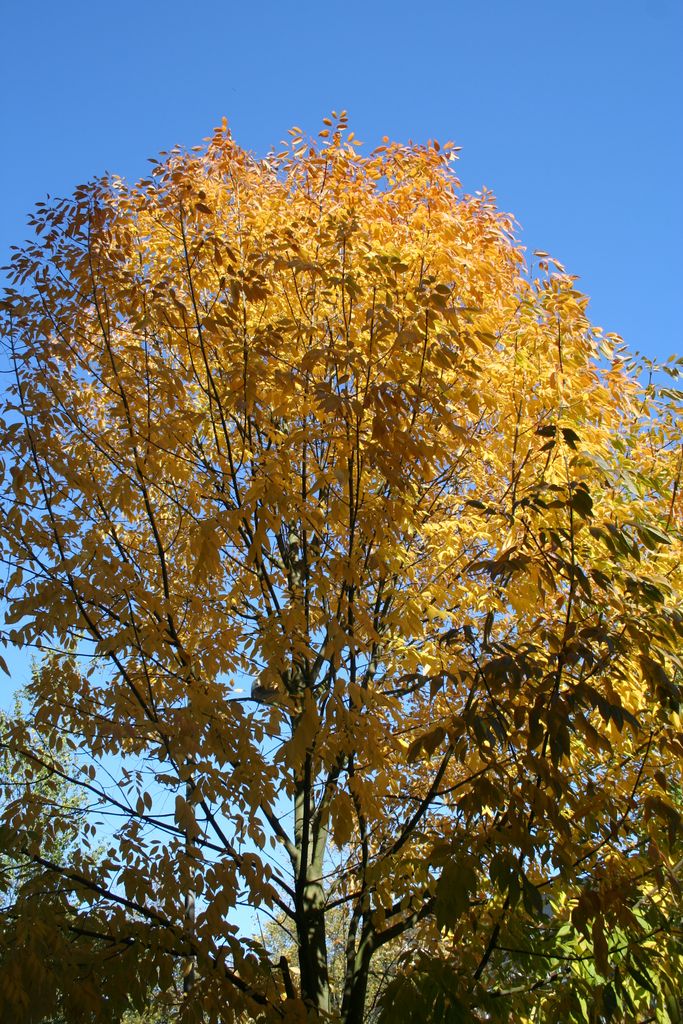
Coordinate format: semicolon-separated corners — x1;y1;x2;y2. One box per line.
0;115;681;1023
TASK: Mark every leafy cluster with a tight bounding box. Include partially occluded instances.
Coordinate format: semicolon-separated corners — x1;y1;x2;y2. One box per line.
0;115;681;1022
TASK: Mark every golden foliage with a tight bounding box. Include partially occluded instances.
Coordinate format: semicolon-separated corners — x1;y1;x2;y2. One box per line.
0;115;681;1023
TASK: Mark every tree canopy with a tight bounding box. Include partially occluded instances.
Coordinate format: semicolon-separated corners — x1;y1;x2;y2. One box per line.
0;115;681;1023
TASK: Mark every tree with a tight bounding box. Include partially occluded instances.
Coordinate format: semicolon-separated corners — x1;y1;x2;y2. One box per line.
0;687;98;1020
1;682;185;1022
0;114;681;1023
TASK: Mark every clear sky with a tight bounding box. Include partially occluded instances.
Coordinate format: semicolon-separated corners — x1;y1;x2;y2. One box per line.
1;0;681;362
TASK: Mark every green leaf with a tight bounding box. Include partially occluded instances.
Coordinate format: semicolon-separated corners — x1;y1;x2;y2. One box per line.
522;875;544;917
571;484;593;518
626;962;656;995
561;427;581;449
436;861;477;928
635;522;671;548
592;917;610;977
601;982;618;1021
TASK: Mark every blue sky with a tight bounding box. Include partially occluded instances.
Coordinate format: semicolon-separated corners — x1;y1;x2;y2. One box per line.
1;0;681;362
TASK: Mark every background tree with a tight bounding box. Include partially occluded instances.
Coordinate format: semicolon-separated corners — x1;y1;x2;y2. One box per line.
0;683;100;1020
1;680;185;1022
0;115;681;1023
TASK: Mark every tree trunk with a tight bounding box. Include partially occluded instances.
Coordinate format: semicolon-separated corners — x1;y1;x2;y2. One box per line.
296;876;331;1019
341;925;373;1024
342;968;369;1024
183;776;197;996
